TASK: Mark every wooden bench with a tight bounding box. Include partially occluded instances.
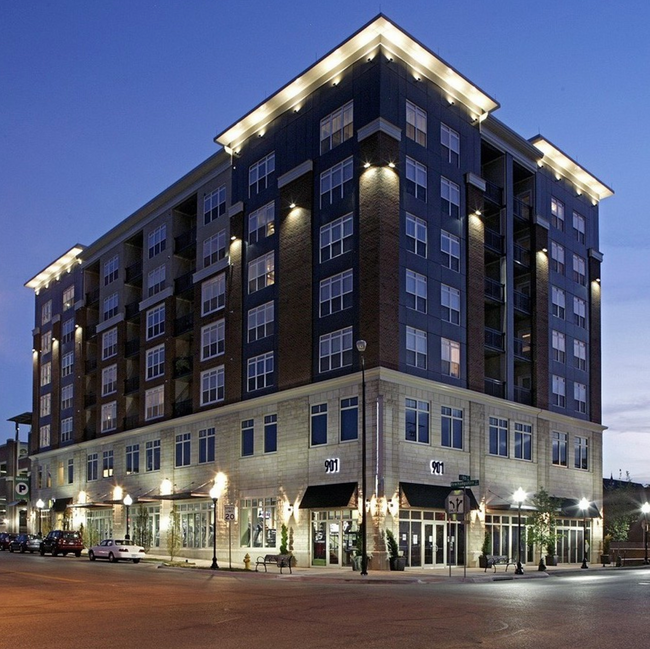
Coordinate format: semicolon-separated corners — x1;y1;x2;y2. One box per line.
255;554;293;574
484;555;512;572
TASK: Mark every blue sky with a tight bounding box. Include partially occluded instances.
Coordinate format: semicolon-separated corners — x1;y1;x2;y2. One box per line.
1;1;648;482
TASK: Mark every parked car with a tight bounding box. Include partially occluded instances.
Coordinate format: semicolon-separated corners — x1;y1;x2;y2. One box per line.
9;533;42;553
40;530;84;557
0;533;17;550
88;539;146;563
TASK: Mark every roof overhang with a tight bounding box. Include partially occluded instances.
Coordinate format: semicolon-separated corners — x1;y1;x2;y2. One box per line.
215;14;499;151
25;245;85;293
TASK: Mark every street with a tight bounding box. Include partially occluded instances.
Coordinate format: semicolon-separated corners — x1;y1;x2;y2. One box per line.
2;552;649;649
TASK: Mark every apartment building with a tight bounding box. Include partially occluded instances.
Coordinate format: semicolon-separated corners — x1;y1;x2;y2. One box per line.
25;15;612;569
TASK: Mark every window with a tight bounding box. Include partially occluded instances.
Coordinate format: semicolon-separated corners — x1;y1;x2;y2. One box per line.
441;123;460;166
247;352;274;391
40;362;51;386
146;440;161;472
573;211;586;244
320;214;353;262
320;157;353;206
406;100;427;146
573;254;586;285
62;318;74;344
406;270;427;313
201;320;225;360
102;450;114;478
249;152;275;196
441;230;460;271
405;398;429;444
146;345;165;380
575;436;589;470
248;202;275;244
102;328;118;359
61;417;73;443
126;444;140;474
199;427;215;463
42;300;52;325
175;432;191;467
264;414;277;453
319;327;353;372
67;458;74;483
574;339;587;371
441;406;462;449
101;401;117;432
552;375;566;407
340;397;358;441
241;419;254;456
240;497;277;549
248;252;275;293
441;338;460;378
552;330;566;363
103;293;118;321
441;177;460;218
62;285;75;311
441;284;460;324
148;224;167;258
406;326;427;369
552;431;568;466
61;351;74;377
202;273;226;314
551;241;565;274
39;425;51;448
552;287;565;319
40;393;51;417
147;265;166;297
573;297;586;328
320;101;353;153
406;213;427;257
102;364;117;395
489;417;508;457
320;269;353;317
41;330;52;354
514;422;532;461
248;302;274;342
87;453;98;481
201;367;224;405
405;157;427;201
311;404;327;446
146;305;165;340
204;185;226;225
61;385;73;410
145;386;164;420
104;255;119;285
203;230;227;266
551;197;565;231
574;382;587;414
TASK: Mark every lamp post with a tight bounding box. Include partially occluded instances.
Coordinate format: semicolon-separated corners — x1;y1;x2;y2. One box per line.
123;494;132;540
356;339;368;576
579;497;589;569
642;502;650;565
35;499;44;536
210;480;223;570
513;488;526;575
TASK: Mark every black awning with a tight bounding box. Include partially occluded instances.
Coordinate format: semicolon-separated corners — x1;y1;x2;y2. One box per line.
153;491;211;501
557;498;600;519
299;482;357;509
400;482;479;510
6;500;27;507
53;497;73;512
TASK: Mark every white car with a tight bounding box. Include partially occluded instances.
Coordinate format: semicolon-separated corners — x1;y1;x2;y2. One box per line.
88;539;146;563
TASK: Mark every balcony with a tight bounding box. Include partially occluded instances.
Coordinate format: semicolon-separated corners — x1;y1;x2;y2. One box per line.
174;313;194;337
484;378;505;399
173;356;193;379
125;301;140;321
85;324;97;339
484;228;503;255
125;337;140;357
513;244;531;268
484;327;504;351
123;414;139;431
174;271;194;296
513;290;531;314
514;386;532;405
174;230;197;259
124;376;140;394
513;198;532;223
514;337;532;360
125;260;143;286
85;358;98;373
173;399;193;418
85;287;100;306
484;278;504;302
84;393;97;408
484;181;503;206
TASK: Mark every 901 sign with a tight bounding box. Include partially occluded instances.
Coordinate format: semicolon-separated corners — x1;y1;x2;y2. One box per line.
324;458;340;474
430;460;445;476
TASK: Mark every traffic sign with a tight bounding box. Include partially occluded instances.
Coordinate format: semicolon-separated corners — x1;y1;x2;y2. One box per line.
224;505;236;522
15;478;29;497
450;479;479;488
445;490;469;517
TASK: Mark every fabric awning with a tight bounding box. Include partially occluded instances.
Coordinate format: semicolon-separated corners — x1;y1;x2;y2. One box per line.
299;482;357;509
150;491;211;501
6;500;27;507
53;497;73;512
400;482;479;510
557;498;600;518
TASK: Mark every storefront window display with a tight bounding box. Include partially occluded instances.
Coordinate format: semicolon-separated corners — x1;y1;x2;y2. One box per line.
240;498;277;549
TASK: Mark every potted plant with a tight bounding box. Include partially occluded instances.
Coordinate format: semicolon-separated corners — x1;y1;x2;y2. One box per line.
386;529;405;571
479;530;491;569
600;533;612;566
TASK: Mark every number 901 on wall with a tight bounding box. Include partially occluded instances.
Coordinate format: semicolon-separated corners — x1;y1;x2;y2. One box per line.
324;458;340;474
430;460;445;476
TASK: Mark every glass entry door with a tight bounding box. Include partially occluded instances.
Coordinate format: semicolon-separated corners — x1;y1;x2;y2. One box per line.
424;523;446;566
311;510;358;567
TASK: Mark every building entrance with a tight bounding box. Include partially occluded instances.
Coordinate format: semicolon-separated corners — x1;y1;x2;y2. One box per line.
398;510;460;567
310;509;359;567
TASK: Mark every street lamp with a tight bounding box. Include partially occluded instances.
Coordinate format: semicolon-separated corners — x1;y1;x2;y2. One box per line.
356;339;368;576
210;477;225;570
579;497;589;569
35;499;44;536
123;494;132;540
513;488;526;575
641;502;650;565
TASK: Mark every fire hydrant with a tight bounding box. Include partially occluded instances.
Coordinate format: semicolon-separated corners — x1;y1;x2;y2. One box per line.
243;553;251;570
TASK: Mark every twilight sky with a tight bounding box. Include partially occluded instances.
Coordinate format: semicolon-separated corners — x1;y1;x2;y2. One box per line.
1;1;648;482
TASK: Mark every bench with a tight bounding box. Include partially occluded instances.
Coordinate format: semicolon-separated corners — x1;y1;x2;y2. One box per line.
484;555;512;572
255;554;293;574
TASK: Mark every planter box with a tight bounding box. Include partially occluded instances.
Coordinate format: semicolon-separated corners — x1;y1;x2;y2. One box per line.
545;555;558;566
600;554;611;565
389;556;406;571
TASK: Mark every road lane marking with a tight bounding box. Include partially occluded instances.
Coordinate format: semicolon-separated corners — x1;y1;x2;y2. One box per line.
10;571;85;583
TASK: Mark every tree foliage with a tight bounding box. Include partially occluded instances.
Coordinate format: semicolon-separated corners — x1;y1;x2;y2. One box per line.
604;473;638;541
527;487;560;555
166;506;182;561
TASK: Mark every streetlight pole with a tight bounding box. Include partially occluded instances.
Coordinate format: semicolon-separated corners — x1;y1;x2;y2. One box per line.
642;502;650;565
210;482;221;570
123;494;132;540
513;488;525;575
579;497;589;569
356;339;368;576
36;499;44;536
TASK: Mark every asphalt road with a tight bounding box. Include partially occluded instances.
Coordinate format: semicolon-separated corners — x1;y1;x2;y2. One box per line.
2;552;649;649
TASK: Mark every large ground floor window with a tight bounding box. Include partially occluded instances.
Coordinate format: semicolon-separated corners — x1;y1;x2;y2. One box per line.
485;513;531;564
132;504;160;549
555;518;589;564
399;509;463;567
240;497;277;549
85;509;114;546
176;501;213;549
310;509;359;567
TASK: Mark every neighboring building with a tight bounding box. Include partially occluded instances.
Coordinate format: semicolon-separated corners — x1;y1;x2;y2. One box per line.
25;15;612;568
0;437;30;534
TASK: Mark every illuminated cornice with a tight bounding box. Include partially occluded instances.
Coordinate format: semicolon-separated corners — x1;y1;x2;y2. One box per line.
215;14;499;151
531;136;614;204
25;245;85;293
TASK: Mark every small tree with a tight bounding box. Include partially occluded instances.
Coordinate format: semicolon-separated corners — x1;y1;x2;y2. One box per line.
527;487;560;570
604;474;637;541
481;530;491;557
166;506;182;561
279;523;289;555
385;528;399;559
133;506;152;552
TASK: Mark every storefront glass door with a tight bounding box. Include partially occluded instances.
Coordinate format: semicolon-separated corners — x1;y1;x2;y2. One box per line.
311;510;358;567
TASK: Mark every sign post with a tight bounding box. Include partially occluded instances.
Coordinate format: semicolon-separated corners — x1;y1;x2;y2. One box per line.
224;505;236;569
446;477;480;579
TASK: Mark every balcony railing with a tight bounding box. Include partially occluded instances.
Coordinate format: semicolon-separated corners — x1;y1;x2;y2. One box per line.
173;356;193;379
514;386;532;405
85;324;97;339
174;230;197;258
125;260;143;285
173;399;193;418
484;228;503;254
124;376;140;394
513;244;531;268
484;278;504;302
85;287;100;306
514;337;532;360
174;271;194;295
513;198;532;222
123;415;139;431
484;181;503;206
125;301;140;321
174;313;194;336
84;393;97;408
513;290;531;314
484;378;505;399
485;327;504;351
125;338;140;357
85;358;98;373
